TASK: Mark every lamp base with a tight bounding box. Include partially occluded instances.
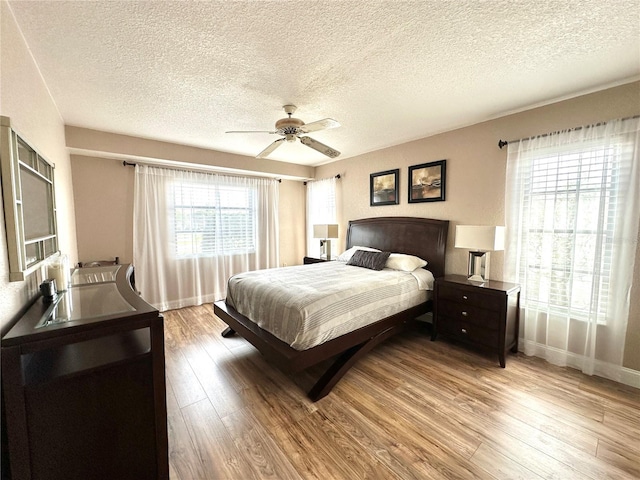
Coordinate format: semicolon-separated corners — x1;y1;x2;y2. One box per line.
467;251;490;283
319;239;332;260
467;274;486;285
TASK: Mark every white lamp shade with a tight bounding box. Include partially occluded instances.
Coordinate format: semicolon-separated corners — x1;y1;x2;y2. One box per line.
455;225;505;251
313;224;339;239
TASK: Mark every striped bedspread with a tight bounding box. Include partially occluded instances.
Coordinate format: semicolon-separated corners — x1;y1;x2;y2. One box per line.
226;261;431;350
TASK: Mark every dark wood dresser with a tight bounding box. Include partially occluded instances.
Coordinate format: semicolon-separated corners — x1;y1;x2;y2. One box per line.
432;274;520;367
1;264;169;480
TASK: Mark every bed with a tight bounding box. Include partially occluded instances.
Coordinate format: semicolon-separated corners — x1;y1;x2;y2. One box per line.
213;216;449;401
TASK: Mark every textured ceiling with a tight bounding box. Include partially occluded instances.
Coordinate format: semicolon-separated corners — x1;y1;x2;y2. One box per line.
6;0;640;166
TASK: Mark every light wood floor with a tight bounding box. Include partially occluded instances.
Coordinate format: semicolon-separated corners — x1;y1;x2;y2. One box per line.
163;305;640;480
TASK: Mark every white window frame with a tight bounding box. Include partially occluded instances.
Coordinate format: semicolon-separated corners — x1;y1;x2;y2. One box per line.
170;180;257;258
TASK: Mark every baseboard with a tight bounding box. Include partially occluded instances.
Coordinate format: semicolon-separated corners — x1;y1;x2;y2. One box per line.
154;293;223;312
519;338;640;389
619;367;640;389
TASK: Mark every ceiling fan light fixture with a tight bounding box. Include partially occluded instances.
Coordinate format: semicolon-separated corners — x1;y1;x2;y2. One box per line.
275;117;304;131
226;104;341;159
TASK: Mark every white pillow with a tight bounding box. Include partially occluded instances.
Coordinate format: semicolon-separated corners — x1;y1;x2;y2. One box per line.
385;253;428;272
336;246;381;262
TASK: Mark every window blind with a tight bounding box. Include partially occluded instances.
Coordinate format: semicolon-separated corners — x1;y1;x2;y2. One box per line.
518;143;625;321
171;181;256;257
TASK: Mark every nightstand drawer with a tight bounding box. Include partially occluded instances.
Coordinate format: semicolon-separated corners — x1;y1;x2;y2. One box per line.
437;283;502;311
303;257;327;265
438;317;500;348
438;301;500;330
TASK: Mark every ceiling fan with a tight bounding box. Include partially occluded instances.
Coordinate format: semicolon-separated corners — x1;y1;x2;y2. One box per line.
226;105;341;159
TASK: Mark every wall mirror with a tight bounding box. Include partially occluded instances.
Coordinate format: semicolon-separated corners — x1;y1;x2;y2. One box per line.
1;116;58;281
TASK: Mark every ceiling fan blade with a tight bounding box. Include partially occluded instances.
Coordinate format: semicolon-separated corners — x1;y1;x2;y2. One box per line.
226;130;276;134
256;138;286;158
299;136;341;158
298;118;340;133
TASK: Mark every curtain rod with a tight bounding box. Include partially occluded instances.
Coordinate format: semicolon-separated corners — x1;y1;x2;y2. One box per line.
304;174;341;185
122;160;283;182
497;114;640;149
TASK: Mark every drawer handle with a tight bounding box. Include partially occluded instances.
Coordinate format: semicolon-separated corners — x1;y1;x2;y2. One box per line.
461;328;467;334
461;311;468;317
462;295;468;300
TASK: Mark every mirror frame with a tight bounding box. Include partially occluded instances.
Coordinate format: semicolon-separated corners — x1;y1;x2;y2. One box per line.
1;116;59;281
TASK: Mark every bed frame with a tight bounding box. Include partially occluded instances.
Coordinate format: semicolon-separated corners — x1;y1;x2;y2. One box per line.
213;216;449;401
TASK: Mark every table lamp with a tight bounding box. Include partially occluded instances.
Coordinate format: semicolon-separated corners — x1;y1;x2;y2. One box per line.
313;224;339;259
454;225;505;283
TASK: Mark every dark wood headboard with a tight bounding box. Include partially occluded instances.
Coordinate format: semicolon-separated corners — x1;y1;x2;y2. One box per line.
346;217;449;279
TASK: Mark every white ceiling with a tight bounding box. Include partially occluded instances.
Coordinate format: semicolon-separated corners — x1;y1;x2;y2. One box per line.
7;0;640;167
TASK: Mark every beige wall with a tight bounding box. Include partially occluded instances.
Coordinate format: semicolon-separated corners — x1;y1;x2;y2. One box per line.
70;155;134;264
278;179;307;266
66;126;315;181
316;81;640;371
0;1;78;330
70;155;307;268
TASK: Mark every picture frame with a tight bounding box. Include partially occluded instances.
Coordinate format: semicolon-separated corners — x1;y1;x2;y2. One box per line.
370;169;399;206
408;160;446;203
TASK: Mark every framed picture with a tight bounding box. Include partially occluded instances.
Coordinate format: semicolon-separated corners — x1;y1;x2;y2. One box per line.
370;169;399;206
408;160;446;203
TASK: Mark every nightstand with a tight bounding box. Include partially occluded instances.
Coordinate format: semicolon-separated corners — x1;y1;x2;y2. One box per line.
432;274;520;367
303;256;328;264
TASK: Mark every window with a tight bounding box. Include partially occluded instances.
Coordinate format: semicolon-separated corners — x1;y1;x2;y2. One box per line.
134;165;279;310
171;181;256;257
506;117;639;377
520;144;619;321
306;176;337;257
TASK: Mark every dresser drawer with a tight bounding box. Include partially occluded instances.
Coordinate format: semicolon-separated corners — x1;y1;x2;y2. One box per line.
437;283;503;311
438;316;500;348
438;301;500;330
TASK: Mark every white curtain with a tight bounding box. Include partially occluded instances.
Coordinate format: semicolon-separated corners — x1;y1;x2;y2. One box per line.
306;176;337;258
133;165;279;311
505;117;639;381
